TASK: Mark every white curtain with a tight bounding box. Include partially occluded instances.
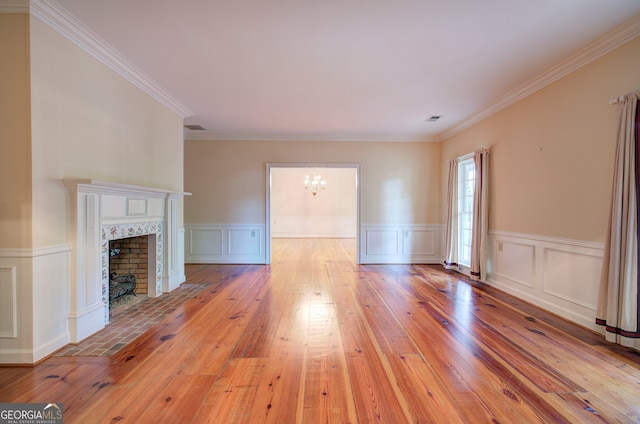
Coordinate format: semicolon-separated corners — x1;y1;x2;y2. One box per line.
443;160;458;269
470;148;489;281
597;90;640;347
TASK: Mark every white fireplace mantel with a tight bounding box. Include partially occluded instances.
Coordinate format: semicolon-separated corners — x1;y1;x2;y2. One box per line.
63;179;191;343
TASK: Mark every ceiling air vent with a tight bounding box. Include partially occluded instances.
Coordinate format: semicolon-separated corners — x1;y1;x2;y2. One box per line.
425;115;443;122
184;124;206;131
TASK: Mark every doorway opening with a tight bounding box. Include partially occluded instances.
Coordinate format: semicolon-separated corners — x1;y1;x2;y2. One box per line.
266;163;361;264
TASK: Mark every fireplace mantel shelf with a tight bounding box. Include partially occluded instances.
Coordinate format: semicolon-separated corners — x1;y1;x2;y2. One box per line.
62;179;191;198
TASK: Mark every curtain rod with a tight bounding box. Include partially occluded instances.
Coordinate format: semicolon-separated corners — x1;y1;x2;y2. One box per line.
447;147;490;163
609;89;640;105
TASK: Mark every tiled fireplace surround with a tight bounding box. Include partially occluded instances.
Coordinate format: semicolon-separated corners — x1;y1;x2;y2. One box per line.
64;180;189;343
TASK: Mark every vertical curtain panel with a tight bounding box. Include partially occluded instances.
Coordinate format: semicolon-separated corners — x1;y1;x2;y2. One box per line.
597;89;640;348
443;148;489;280
443;160;459;269
470;148;489;281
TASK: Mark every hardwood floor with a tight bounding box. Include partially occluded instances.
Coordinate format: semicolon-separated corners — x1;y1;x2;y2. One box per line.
1;238;639;423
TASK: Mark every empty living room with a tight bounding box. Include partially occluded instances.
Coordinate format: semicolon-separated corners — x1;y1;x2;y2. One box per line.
1;0;640;422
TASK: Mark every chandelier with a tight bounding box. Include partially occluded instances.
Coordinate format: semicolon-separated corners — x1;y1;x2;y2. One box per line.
304;172;326;196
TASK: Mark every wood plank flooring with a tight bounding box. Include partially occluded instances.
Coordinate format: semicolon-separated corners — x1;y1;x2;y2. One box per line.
1;238;640;423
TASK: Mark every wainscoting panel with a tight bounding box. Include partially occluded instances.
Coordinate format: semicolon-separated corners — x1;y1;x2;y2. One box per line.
189;228;223;255
271;216;356;238
366;229;399;256
0;254;33;363
228;229;262;256
32;246;70;361
0;266;17;338
402;229;436;256
493;240;536;288
360;225;444;264
186;224;265;264
487;231;604;330
543;248;601;310
0;245;71;364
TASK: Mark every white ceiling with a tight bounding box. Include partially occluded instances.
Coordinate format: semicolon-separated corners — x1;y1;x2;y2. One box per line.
47;0;640;141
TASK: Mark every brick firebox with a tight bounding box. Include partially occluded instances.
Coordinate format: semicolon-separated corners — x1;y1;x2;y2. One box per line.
109;235;149;295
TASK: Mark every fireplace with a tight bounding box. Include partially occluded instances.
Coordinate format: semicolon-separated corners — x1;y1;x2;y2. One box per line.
101;223;162;322
108;235;152;312
64;179;189;343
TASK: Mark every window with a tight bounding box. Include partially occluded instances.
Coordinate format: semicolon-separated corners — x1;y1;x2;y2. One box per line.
457;158;475;267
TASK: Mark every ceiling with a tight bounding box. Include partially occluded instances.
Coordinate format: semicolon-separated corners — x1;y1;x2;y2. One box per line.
47;0;640;142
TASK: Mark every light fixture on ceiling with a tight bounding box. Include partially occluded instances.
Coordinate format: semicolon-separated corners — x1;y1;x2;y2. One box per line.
304;172;326;196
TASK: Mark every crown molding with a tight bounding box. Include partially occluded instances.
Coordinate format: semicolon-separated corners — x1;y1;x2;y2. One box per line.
184;131;441;143
441;13;640;141
28;0;193;118
0;0;29;13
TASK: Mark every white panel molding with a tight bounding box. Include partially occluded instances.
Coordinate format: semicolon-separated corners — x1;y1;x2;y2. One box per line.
163;196;183;293
492;240;536;289
189;227;224;255
185;224;266;264
0;254;33;362
175;228;187;287
31;249;70;361
0;266;17;338
0;246;71;363
542;248;601;310
366;229;399;256
487;230;605;330
127;198;148;216
360;224;444;264
402;228;436;256
28;0;193;118
271;216;357;238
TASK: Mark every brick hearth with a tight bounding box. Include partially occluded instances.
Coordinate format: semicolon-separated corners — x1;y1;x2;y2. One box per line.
55;283;209;357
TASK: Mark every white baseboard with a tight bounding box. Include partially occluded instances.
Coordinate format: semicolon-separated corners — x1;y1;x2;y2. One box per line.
34;333;69;363
0;348;36;364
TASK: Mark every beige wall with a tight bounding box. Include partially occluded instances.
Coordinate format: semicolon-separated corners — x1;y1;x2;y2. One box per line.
0;14;32;249
29;18;185;248
184;140;440;225
441;36;640;243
